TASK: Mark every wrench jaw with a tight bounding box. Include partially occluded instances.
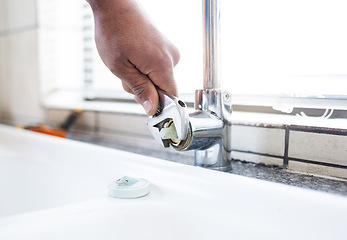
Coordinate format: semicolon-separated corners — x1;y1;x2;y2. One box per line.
147;89;232;172
147;117;171;148
147;90;189;148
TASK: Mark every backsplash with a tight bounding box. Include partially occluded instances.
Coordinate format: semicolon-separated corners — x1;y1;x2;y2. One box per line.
288;125;347;178
43;109;347;180
232;123;347;179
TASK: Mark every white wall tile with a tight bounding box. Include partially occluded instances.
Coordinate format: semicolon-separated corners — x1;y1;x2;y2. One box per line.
289;131;347;167
98;113;150;137
232;125;285;156
0;0;41;125
46;109;95;132
232;151;283;166
69;111;95;132
0;0;5;31
0;37;4;78
3;0;36;30
0;36;9;122
46;109;70;126
288;161;347;179
4;30;44;125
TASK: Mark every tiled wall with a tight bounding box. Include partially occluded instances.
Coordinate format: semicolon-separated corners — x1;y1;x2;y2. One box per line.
0;0;44;125
287;126;347;179
232;123;347;180
45;108;347;180
45;109;150;138
0;0;84;126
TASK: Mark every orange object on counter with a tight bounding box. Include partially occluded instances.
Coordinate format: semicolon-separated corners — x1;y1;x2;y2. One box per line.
17;109;83;138
26;124;67;138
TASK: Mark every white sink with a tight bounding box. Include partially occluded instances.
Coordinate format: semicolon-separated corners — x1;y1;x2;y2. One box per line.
0;124;346;239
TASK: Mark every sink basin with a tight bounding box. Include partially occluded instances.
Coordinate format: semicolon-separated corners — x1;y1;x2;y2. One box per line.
0;124;346;239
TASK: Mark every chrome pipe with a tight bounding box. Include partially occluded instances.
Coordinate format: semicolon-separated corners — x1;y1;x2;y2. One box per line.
203;0;221;89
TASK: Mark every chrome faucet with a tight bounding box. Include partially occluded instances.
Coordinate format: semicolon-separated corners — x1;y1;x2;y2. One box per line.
147;0;232;172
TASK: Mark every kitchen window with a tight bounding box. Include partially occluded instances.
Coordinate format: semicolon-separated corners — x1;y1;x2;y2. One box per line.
41;0;347;118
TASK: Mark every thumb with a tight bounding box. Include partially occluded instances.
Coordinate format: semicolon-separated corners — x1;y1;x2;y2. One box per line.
125;76;159;116
108;58;160;116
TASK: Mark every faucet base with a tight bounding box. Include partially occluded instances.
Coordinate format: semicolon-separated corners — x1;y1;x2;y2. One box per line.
202;165;232;172
171;89;232;172
194;137;231;172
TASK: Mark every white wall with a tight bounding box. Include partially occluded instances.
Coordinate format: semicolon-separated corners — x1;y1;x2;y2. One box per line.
0;0;84;126
0;0;44;126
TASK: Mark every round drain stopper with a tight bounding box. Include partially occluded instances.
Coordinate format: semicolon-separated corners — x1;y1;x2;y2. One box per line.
108;176;150;199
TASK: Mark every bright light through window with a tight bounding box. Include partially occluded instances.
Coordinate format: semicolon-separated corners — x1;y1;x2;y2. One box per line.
87;0;347;99
221;0;347;97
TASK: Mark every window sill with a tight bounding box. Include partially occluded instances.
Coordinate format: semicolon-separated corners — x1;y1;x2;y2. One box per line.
43;90;145;115
44;90;347;130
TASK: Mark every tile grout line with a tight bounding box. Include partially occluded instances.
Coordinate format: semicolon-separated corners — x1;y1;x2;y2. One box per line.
290;126;347;136
283;125;290;168
288;157;347;170
231;149;347;170
94;111;100;134
231;149;283;160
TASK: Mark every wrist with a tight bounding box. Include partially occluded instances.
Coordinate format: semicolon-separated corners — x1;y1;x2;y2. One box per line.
86;0;111;12
87;0;135;13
